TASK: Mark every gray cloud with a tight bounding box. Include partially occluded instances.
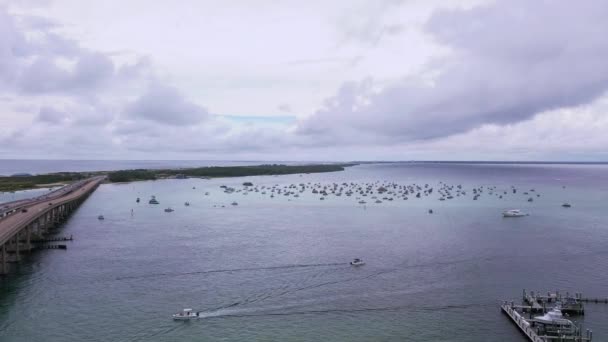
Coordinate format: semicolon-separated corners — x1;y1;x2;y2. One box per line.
299;0;608;143
37;106;67;124
277;103;292;113
124;83;209;126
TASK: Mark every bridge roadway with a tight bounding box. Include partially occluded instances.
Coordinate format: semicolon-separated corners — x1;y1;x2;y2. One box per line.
1;178;93;218
0;176;104;273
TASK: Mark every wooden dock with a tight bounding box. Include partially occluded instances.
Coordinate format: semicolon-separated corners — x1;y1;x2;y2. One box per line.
501;302;593;341
523;290;585;315
502;303;544;342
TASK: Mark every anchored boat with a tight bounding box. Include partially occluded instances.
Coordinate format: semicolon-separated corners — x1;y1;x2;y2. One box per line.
502;209;528;217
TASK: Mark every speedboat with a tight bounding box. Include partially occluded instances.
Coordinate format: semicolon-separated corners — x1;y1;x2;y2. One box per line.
502;209;528;217
172;308;201;320
532;307;574;327
350;258;365;266
164;207;174;212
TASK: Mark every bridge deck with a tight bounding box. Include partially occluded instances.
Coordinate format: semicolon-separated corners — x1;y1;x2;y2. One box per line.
0;177;104;246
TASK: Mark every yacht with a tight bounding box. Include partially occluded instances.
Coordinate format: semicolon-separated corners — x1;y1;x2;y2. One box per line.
532;307;574;327
350;258;365;266
149;196;159;205
502;209;528;217
172;308;201;321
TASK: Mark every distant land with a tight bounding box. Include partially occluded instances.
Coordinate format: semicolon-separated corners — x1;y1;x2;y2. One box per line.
353;160;608;165
0;164;354;192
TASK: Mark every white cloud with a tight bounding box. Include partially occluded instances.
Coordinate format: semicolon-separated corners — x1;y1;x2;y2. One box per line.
0;0;607;161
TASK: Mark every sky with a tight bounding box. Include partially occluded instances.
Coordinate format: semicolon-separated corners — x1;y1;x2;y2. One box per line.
1;0;607;161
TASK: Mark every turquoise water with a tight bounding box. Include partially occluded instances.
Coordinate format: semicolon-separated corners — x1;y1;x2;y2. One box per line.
1;163;608;341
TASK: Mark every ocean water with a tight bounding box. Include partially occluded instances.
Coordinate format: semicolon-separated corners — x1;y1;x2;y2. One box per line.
1;163;607;341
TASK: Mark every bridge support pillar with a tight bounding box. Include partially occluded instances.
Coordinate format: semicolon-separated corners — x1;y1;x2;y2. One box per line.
25;225;32;252
13;234;20;262
1;243;6;275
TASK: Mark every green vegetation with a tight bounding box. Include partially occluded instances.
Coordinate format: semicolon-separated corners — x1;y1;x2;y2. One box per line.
0;164;355;192
107;169;157;182
0;173;86;192
107;164;353;182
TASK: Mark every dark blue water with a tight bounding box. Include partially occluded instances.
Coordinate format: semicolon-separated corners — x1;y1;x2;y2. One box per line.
1;163;607;341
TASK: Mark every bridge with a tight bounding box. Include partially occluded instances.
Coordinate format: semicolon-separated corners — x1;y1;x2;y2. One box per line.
0;176;105;275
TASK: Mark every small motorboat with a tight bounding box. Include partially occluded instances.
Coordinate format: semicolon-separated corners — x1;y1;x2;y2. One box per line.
502;209;528;217
172;308;201;321
164;207;174;212
350;258;365;266
97;215;104;220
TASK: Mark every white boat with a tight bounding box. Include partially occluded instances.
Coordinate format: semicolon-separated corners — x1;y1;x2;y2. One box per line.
502;209;528;217
172;308;201;320
350;258;365;266
532;307;574;327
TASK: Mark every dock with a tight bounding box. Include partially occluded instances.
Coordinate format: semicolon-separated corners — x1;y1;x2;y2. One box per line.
523;289;585;315
501;302;593;341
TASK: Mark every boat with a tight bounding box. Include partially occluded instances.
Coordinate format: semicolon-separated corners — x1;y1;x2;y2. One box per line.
350;258;365;266
502;209;528;217
562;203;572;208
172;308;201;320
184;202;190;206
136;197;140;203
97;215;104;220
164;207;174;212
231;201;238;206
532;306;574;327
149;196;159;205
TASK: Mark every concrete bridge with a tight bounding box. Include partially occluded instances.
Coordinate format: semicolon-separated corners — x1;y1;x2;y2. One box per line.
0;176;105;275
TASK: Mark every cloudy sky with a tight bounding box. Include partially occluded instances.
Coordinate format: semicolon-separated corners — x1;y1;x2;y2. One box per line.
1;0;607;161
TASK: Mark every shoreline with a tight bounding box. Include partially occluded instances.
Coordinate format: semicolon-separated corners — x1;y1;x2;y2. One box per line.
0;163;355;192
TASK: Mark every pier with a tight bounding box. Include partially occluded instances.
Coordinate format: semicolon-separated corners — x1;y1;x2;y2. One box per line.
0;176;104;275
501;289;608;341
523;289;585;315
501;302;593;341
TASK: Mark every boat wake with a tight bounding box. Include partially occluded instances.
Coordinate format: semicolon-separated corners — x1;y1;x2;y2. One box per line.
191;302;496;321
114;262;347;281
